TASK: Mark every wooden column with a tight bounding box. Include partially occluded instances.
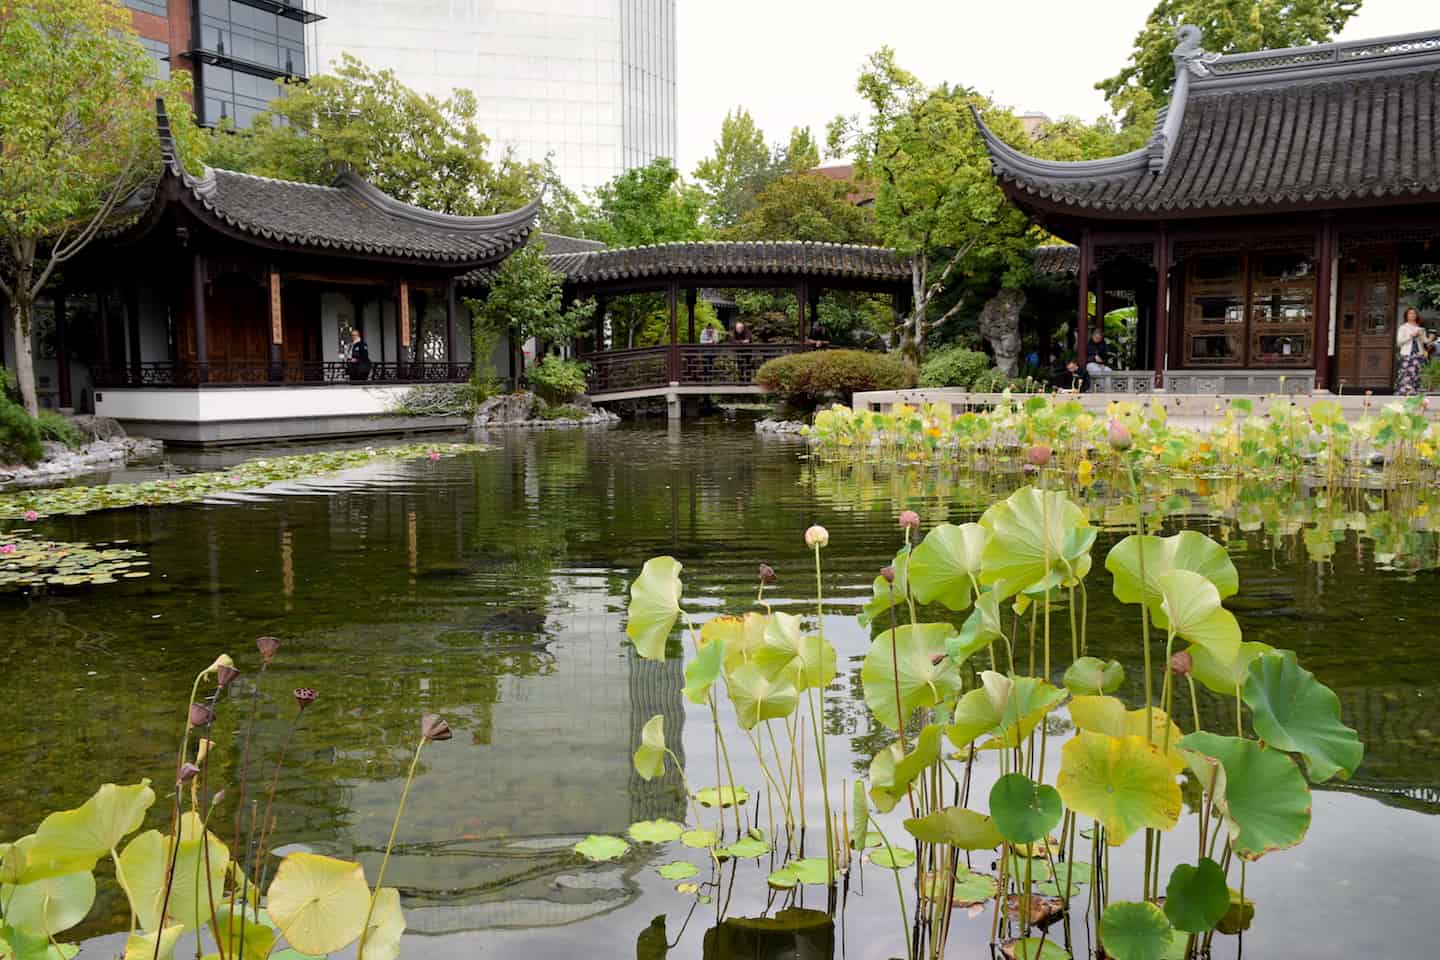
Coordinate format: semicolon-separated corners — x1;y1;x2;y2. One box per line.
1076;229;1091;360
398;279;411;369
268;267;283;380
54;287;72;409
97;287;112;370
1153;225;1169;387
1315;217;1335;391
686;287;697;343
445;279;458;370
191;252;208;382
667;281;679;382
125;284;142;380
796;281;810;341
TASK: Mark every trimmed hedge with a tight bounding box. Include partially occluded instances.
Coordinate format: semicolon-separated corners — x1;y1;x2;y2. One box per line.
755;349;913;409
919;346;991;388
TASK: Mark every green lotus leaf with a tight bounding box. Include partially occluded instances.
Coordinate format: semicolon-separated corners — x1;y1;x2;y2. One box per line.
766;857;830;889
903;806;1003;850
683;635;725;704
700;613;767;675
989;773;1063;845
1179;732;1310;860
1105;531;1239;629
1005;937;1071;959
909;522;988;610
628;820;684;844
1187;640;1274;697
858;547;910;627
633;714;667;781
573;835;630;862
869;724;943;813
1063;657;1125;696
626;557;684;660
767;866;800;889
869;846;915;869
266;853;370;956
1056;732;1181;846
727;663;798;729
1100;901;1174;960
119;813;229;932
1048;861;1093;889
852;781;869;851
357;887;404;960
658;861;698;881
1163;858;1229;933
1;925;78;960
122;925;182;960
947;672;1066;750
0;834;90;886
212;905;278;960
28;781;155;871
950;871;1000;905
754;613;837;690
1156;570;1240;666
680;829;717;849
694;786;749;808
1242;650;1363;782
1216;889;1255;934
861;624;961;730
0;872;95;937
948;591;1005;664
979;486;1092;599
718;835;771;859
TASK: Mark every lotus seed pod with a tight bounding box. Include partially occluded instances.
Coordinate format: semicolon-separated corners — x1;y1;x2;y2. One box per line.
758;563;777;584
804;525;829;549
216;664;240;689
294;687;318;711
421;714;453;741
256;636;281;663
188;703;215;728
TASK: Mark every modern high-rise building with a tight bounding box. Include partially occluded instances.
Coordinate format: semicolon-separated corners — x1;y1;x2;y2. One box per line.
309;0;678;191
119;1;322;129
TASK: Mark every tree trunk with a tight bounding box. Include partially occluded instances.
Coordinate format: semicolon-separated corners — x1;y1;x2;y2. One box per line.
978;288;1026;377
902;258;926;371
7;296;39;416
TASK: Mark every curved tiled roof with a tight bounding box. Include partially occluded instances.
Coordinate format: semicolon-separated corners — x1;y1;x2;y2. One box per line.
561;241;910;283
1030;244;1079;275
978;27;1440;217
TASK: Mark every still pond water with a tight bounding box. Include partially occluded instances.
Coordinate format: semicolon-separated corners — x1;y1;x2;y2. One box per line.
2;421;1438;959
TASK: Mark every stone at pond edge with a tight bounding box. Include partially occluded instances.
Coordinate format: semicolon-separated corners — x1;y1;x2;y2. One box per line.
472;392;620;429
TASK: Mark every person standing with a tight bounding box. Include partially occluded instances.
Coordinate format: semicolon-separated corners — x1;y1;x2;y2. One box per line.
347;327;371;381
1395;307;1430;395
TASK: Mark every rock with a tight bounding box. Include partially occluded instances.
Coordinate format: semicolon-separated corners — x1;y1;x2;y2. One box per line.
755;418;807;435
70;415;128;442
471;392;620;430
472;391;537;426
0;436;163;489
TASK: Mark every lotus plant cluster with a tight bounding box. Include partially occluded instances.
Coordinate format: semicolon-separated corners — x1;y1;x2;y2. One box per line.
0;638;450;960
804;394;1439;489
611;446;1362;960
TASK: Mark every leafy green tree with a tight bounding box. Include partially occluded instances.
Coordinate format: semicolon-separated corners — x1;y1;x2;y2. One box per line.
828;48;1038;365
582;158;707;247
0;0;201;415
1099;0;1361;106
781;127;822;172
692;108;784;229
217;54;542;215
730;172;877;245
467;245;594;375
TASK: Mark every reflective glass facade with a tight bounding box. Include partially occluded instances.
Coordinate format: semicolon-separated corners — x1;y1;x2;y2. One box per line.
311;0;677;191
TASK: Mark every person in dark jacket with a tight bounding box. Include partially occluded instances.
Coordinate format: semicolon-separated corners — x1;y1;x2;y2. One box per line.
1053;357;1089;393
1085;329;1113;375
347;327;371;381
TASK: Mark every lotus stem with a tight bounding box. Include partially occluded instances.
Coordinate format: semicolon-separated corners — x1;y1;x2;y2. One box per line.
155;666;215;960
253;709;305;894
811;542;836;890
868;818;914;960
359;736;427;960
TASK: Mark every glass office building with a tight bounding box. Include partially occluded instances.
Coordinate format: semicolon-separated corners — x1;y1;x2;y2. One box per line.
310;0;678;191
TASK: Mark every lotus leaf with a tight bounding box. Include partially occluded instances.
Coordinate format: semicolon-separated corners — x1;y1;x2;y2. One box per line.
27;781;154;871
0;835;89;886
979;487;1092;599
632;715;667;781
861;623;961;730
754;614;836;690
869;846;915;869
358;888;405;960
572;835;629;862
869;724;943;812
1100;901;1174;960
1216;889;1255;934
1155;571;1240;665
718;836;770;859
1056;732;1180;845
628;820;684;844
266;853;370;956
903;806;1003;850
1242;650;1363;782
858;547;910;627
1048;862;1093;889
948;673;1066;750
1004;937;1071;959
948;591;1005;664
0;926;79;960
1062;657;1124;696
683;635;725;704
680;829;717;849
694;786;749;808
1187;640;1274;697
989;773;1063;845
212;905;278;960
852;781;869;851
726;663;798;729
119;813;229;932
626;557;684;660
122;926;183;960
950;871;1000;905
1178;732;1311;860
658;861;698;880
1067;697;1186;774
1105;532;1238;628
1163;858;1229;933
699;613;768;675
908;522;988;610
0;872;95;937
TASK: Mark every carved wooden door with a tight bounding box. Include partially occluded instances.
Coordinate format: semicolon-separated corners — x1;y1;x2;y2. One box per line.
1336;249;1398;391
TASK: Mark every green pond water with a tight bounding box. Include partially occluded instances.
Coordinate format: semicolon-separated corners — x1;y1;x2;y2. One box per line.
2;421;1438;959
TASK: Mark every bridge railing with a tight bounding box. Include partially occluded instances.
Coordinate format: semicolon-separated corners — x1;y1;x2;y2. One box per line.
580;343;813;395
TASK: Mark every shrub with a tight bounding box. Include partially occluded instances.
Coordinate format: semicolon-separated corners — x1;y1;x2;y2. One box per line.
387;383;484;417
919;346;991;388
1422;360;1440;393
527;356;589;405
0;399;44;465
538;404;589;421
37;411;85;448
755;349;913;410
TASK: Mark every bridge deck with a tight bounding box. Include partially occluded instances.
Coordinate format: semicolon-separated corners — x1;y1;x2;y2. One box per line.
581;343;808;404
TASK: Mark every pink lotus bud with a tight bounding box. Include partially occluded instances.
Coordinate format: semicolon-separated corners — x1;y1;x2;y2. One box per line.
804;525;829;549
899;510;920;531
428;451;441;461
880;565;896;584
1170;651;1193;676
0;544;14;555
188;703;215;727
1026;445;1052;467
256;636;281;663
177;762;201;785
931;653;947;666
294;687;317;711
23;511;39;522
1107;419;1133;452
421;714;453;741
758;563;777;584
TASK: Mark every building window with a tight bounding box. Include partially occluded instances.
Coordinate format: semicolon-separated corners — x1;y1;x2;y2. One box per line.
1182;251;1316;368
124;0;168;16
201;64;281;129
198;0;306;78
137;35;171;81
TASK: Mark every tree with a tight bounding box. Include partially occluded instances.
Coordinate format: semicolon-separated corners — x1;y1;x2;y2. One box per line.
729;172;877;245
780;127;822;172
1099;0;1361;106
693;108;784;229
828;48;1039;366
467;245;593;369
218;54;542;215
0;0;201;415
582;158;707;248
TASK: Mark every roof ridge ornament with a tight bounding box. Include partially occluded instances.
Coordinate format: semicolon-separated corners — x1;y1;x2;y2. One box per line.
1145;24;1211;174
155;98;216;197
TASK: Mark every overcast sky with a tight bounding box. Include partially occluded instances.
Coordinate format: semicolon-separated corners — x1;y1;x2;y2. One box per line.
674;0;1427;171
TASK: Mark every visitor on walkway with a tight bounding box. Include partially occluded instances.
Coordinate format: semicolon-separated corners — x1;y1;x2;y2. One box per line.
731;321;752;343
1395;307;1431;395
347;327;371;381
1085;329;1113;375
1053;357;1089;393
699;324;721;345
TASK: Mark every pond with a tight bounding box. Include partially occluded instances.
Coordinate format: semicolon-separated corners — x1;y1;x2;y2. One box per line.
2;422;1437;959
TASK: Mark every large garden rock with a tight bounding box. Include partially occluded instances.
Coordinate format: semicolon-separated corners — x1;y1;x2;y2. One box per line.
979;288;1026;376
473;391;537;426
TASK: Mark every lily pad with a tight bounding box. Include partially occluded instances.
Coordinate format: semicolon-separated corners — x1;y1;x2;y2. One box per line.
266;853;370;956
1163;858;1229;933
768;858;831;886
680;829;718;849
908;522;988;610
626;557;683;660
1100;901;1174;960
657;861;699;880
989;773;1063;845
951;871;1000;905
1063;657;1125;696
695;786;749;809
869;846;914;869
628;820;684;844
1001;937;1071;960
573;835;630;862
632;715;667;781
861;623;962;730
1242;650;1363;782
1178;732;1311;860
1056;732;1180;846
718;836;770;859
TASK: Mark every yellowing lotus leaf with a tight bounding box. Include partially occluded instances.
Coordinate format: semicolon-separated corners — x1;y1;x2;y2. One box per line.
1056;732;1181;846
266;853;370;956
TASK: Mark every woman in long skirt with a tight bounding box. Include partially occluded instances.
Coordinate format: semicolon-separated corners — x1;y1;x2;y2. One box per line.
1395;307;1430;395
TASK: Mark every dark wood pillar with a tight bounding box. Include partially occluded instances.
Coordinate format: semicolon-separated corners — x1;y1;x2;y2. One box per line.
445;279;458;370
1315;216;1335;391
54;287;72;408
1076;229;1091;361
796;281;809;341
268;268;284;381
97;286;112;370
667;281;679;382
191;252;208;383
686;287;697;343
398;279;411;370
593;294;607;353
1153;225;1169;388
125;284;142;380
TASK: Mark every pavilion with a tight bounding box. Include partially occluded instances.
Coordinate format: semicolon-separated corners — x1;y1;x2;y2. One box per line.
975;25;1440;394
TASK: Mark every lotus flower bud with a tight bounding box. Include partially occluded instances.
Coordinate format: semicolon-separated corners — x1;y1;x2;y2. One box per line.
188;703;215;728
899;510;920;531
931;653;947;666
24;510;39;522
880;565;896;584
1026;445;1052;467
177;762;201;785
294;687;317;711
196;738;214;766
205;654;235;678
0;544;14;555
212;789;226;807
1170;650;1193;676
758;563;777;584
216;664;240;689
804;525;829;549
256;636;281;663
421;714;453;741
1107;419;1133;452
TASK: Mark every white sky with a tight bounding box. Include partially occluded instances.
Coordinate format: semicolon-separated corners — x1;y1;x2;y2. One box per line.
675;0;1429;171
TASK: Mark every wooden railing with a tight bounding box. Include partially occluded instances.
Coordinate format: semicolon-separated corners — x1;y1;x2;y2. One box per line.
92;361;471;388
580;343;812;395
